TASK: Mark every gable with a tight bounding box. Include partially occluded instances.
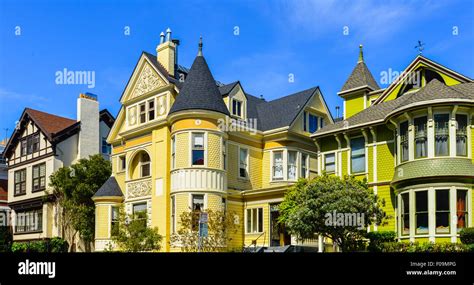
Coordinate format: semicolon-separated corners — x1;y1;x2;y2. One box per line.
290;88;333;135
227;84;247;119
375;56;472;104
120;55;169;104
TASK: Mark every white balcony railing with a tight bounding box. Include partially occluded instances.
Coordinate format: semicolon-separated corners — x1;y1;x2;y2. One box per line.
171;168;226;193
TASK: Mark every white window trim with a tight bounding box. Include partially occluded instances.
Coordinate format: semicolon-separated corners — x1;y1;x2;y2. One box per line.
323;152;336;174
189;132;207;167
117;155;126;173
188;193;208;211
271;150;285;181
245;207;264;234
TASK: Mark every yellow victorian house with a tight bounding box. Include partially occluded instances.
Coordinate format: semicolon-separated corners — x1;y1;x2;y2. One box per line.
93;30;333;252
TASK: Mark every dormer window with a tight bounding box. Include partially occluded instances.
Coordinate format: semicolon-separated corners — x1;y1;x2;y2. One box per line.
232;99;242;117
303;112;320;133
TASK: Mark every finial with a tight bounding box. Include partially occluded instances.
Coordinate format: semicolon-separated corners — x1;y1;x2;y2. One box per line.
197;36;203;56
159;32;165;44
358;44;364;63
166;28;172;42
415;40;424;54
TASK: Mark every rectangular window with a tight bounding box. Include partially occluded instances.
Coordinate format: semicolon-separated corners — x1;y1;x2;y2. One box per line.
246;208;263;233
14;169;26;196
32;133;40;153
139;103;146;124
192;133;205;165
456;114;467;156
32;163;46;192
400;121;409;162
414;116;427;158
133;203;147;227
15;208;42;233
119;156;126;172
434;114;449;156
148;100;155;121
111;206;119;236
457;190;468;232
171;196;176;234
287;151;297;180
351;137;365;173
140;153;150;177
232;99;242;117
21;140;27;156
309;114;318;133
415;191;428;234
239;148;248;178
300;153;308;178
325;153;335;173
320;117;324;129
272;151;283;180
192;194;204;212
171;136;176;169
435;189;450;234
401;193;410;236
102;137;111;155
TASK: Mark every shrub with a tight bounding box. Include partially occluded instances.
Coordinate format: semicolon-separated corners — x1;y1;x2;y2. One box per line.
380;241;470;253
459;227;474;245
0;226;12;252
11;238;69;253
366;231;396;252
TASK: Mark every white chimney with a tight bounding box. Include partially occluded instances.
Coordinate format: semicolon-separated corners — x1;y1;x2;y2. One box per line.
77;93;99;159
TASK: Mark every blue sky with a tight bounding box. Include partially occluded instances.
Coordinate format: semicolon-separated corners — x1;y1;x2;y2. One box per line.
0;0;473;141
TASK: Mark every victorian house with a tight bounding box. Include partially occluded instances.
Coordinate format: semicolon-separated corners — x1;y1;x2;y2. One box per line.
3;94;114;248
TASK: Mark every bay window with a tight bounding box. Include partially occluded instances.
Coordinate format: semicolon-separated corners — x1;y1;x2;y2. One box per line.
15;208;42;233
287;151;297;180
350;137;365;173
435;190;450;234
272;151;283;180
414;116;427;158
457;190;468;232
401;193;410;236
434;114;449;156
456;114;467;156
415;191;428;234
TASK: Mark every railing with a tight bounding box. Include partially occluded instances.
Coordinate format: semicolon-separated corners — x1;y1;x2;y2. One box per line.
171;168;226;193
244;231;266;252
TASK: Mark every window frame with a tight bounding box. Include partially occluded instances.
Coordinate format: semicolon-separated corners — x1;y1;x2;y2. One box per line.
231;99;243;118
238;147;249;179
246;207;264;234
414;190;429;235
434;113;450;157
287;150;298;181
350;136;366;174
32;163;46;192
139;152;151;178
191;132;205;166
15;208;43;233
324;153;336;173
413;115;428;159
272;150;284;181
14;169;27;196
455;114;468;157
399;121;409;163
300;153;309;178
435;189;450;234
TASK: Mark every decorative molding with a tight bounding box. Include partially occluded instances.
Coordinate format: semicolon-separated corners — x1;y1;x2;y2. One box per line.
126;178;152;199
130;64;166;99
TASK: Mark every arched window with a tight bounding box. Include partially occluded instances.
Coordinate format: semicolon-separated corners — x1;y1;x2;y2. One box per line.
139;152;150;177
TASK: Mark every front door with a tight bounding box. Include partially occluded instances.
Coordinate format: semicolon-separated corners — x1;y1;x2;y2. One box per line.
270;203;291;246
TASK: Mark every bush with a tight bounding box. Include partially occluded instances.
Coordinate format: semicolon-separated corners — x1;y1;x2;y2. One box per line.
0;226;12;252
459;227;474;245
379;241;471;253
366;231;396;252
11;238;69;253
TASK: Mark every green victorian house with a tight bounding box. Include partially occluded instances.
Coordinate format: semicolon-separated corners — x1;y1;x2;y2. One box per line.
312;46;473;243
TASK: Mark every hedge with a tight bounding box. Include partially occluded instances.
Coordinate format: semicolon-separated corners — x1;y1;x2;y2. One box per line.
11;237;68;253
459;227;474;245
379;241;472;253
366;231;396;252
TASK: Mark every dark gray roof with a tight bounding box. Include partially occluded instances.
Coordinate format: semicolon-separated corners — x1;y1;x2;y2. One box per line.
94;177;123;197
340;61;380;93
218;81;239;96
169;55;230;116
315;80;474;136
256;87;318;131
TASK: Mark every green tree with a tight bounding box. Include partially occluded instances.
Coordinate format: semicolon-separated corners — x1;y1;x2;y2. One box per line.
279;174;387;252
49;154;111;252
109;206;162;252
170;208;237;252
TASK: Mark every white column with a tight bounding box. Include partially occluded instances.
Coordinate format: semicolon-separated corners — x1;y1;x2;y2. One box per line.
450;187;457;243
428;188;435;242
427;107;435;158
318;235;323;253
409;190;415;242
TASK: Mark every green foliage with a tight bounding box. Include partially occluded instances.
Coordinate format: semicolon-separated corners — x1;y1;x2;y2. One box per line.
379;241;471;253
49;154;111;251
278;175;387;252
110;207;162;252
0;226;12;252
366;231;396;252
459;227;474;245
11;238;68;253
170;208;238;252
